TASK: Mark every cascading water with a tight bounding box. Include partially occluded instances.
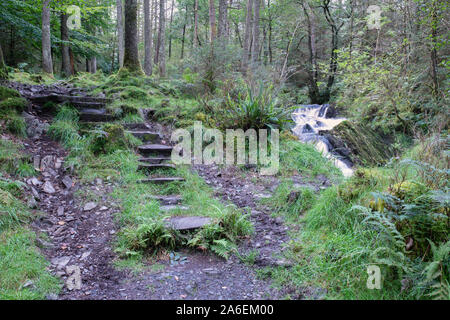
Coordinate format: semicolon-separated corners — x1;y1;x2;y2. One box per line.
291;104;354;177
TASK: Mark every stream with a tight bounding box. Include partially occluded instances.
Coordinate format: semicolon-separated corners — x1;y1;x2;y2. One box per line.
291;104;354;177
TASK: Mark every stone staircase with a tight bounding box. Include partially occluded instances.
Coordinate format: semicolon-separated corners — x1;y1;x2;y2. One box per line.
24;86;212;230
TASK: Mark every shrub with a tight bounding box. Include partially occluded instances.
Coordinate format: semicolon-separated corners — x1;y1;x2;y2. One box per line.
0;97;27;112
0;86;20;101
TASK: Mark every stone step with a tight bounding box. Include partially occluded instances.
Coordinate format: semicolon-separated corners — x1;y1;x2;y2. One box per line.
79;109;115;122
127;130;162;143
160;205;189;212
138;144;173;156
138;177;185;184
68;101;106;109
138;157;172;164
147;195;182;205
164;216;212;231
137;163;176;171
30;94;111;105
122;123;151;130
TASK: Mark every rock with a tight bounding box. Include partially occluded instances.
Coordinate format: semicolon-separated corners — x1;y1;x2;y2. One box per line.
40;155;54;171
165;216;212;230
51;256;71;269
57;206;64;216
42;181;56;194
80;251;91;261
22;280;34;289
275;259;293;267
33;156;40;170
29;177;42;186
83;202;97;211
55;158;63;169
95;178;103;185
30;186;40;200
46;293;59;300
62;176;73;189
27;196;38;209
99;206;108;211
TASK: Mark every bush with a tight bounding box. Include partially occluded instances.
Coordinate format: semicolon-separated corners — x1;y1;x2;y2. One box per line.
0;97;27;112
0;86;20;101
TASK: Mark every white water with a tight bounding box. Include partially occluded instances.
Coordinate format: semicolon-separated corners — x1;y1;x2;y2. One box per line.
291;104;354;177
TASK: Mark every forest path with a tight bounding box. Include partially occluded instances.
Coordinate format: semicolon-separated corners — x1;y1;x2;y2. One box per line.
14;81;297;300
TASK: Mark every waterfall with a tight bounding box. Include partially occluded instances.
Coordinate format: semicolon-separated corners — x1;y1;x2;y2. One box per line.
291;104;354;177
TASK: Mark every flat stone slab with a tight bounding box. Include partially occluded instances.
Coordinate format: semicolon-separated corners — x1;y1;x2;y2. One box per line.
138;157;172;164
138;163;176;171
139;177;185;184
160;205;189;211
127;130;162;143
165;216;212;230
138;144;173;156
122;123;151;130
148;195;182;205
79;108;115;122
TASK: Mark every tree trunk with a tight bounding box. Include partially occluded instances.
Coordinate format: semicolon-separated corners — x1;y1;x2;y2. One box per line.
155;0;160;64
430;0;439;94
124;0;142;72
267;0;272;64
242;0;253;71
168;0;174;59
42;0;53;74
90;57;97;74
218;0;228;42
251;0;260;63
0;43;7;80
69;48;75;74
181;5;187;59
158;0;166;77
209;0;217;43
144;0;153;75
303;2;320;103
61;13;72;77
193;0;199;48
117;0;125;68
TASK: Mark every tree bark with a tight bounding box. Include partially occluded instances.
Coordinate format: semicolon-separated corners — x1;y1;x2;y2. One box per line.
242;0;253;71
302;2;320;103
90;57;97;74
193;0;199;48
168;0;174;59
61;13;72;77
124;0;142;72
209;0;217;43
117;0;125;68
218;0;228;42
144;0;153;75
42;0;53;74
251;0;260;63
158;0;166;77
0;43;7;80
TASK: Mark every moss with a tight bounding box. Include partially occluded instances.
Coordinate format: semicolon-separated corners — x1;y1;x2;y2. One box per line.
0;86;20;101
5;114;27;137
0;97;27;113
90;123;139;154
327;120;394;166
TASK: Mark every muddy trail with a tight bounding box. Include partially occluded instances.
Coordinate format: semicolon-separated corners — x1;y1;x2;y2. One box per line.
10;81;314;300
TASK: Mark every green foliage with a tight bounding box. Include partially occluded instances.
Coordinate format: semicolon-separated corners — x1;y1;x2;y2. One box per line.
0;227;60;299
0;86;20;100
221;86;291;131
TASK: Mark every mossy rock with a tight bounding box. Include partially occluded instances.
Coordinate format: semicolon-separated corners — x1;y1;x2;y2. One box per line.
324;120;394;166
90;123;138;154
337;169;378;202
0;86;20;101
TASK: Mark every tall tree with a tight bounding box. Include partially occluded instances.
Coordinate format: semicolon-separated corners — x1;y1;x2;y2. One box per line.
42;0;53;74
168;0;174;59
158;0;166;76
117;0;125;68
61;12;72;77
209;0;217;42
242;0;253;71
218;0;228;42
123;0;142;72
144;0;153;75
251;0;261;63
193;0;199;48
0;43;7;80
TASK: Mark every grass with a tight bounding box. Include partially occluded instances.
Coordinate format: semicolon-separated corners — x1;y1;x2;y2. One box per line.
0;227;60;299
0;138;60;300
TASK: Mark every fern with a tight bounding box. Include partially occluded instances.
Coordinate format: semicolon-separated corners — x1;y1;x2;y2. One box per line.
420;240;450;300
